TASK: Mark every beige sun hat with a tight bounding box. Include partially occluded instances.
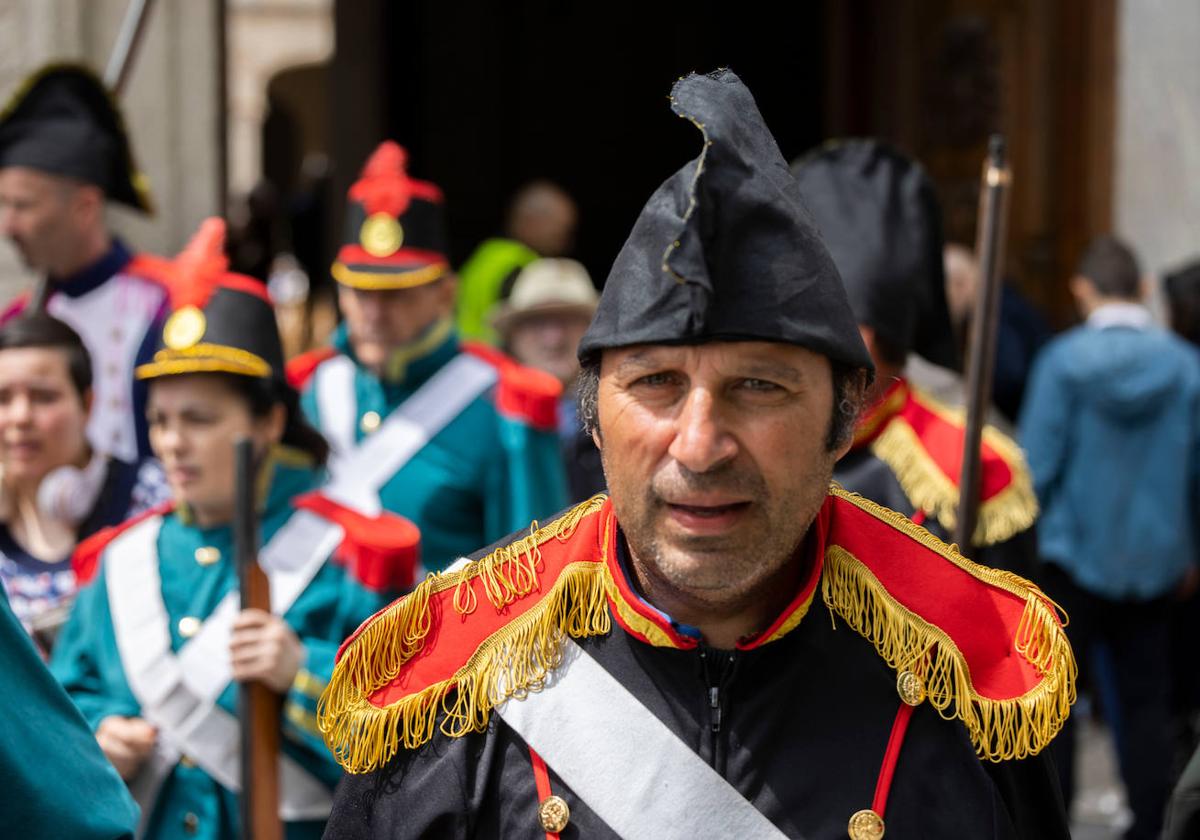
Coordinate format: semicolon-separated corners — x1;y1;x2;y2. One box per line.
492;258;599;336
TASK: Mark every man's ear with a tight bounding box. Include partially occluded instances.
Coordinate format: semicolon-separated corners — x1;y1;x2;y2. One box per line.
590;427;602;451
437;274;459;312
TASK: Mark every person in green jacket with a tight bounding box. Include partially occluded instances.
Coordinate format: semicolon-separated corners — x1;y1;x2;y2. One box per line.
1;583;139;839
288;143;569;577
50;219;415;839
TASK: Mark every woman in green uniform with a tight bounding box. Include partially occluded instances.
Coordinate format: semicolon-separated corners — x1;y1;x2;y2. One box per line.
51;219;415;839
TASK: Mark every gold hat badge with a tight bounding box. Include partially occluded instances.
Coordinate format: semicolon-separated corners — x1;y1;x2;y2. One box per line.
360;212;404;258
163;305;207;350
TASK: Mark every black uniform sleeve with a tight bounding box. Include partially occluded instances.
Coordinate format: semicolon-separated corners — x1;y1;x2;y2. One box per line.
983;751;1071;839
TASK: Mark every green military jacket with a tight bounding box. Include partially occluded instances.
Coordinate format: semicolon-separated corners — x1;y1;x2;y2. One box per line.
50;455;396;840
296;322;569;574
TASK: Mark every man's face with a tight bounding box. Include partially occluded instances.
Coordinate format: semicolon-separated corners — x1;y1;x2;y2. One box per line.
596;341;848;614
506;311;590;387
0;167;87;274
337;277;456;373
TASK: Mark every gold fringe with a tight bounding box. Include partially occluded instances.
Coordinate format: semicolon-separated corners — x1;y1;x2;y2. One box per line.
870;408;1038;546
823;488;1076;762
318;496;610;774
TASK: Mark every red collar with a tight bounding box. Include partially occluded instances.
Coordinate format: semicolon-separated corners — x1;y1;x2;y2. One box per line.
600;498;829;651
851;378;909;450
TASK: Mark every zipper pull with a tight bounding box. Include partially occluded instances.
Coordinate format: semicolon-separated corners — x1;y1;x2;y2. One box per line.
709;685;721;733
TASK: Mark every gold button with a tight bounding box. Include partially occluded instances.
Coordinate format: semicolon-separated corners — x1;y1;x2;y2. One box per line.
896;670;926;706
194;546;221;566
179;754;197;768
538;795;570;833
360;410;382;434
182;811;199;834
848;808;885;840
178;616;201;638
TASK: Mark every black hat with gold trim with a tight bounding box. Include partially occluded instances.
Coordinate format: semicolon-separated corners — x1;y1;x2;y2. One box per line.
136;218;284;383
0;63;153;213
332;141;448;290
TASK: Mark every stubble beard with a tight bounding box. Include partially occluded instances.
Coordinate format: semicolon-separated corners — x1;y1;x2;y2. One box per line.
604;450;836;618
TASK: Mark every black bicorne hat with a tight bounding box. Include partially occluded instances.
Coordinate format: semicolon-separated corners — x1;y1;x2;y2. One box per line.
136;219;284;383
0;63;153;213
790;140;958;370
577;69;872;374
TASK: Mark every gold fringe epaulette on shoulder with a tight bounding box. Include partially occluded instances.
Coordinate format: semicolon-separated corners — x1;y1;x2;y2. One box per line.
317;496;611;774
822;487;1075;762
871;385;1038;546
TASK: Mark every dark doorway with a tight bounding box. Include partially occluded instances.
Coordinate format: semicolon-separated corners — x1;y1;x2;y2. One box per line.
332;1;828;285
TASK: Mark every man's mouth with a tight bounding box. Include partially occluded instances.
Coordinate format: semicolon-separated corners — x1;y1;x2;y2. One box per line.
663;499;752;533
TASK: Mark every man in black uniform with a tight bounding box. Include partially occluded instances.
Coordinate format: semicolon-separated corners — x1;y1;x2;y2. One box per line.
793;141;1039;577
319;70;1072;839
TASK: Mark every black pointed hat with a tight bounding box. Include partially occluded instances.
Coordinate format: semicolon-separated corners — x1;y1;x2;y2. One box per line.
0;63;153;213
136;218;284;384
790;140;958;370
577;69;872;373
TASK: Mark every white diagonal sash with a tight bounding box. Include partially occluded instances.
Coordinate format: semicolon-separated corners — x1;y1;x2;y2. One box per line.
314;355;357;465
496;639;796;840
106;511;343;830
317;352;498;515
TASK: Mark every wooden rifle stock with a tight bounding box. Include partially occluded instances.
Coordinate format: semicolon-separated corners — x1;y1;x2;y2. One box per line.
235;439;282;840
954;135;1012;556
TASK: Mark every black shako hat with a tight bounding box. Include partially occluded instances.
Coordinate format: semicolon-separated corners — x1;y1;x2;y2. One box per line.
136;218;284;384
577;69;873;374
0;63;153;213
790;140;958;370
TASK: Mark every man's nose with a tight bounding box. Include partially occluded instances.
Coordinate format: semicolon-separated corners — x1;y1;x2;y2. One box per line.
668;387;738;474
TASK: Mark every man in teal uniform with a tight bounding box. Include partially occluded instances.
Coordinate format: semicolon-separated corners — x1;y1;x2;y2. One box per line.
289;142;568;575
50;218;414;838
1;586;139;838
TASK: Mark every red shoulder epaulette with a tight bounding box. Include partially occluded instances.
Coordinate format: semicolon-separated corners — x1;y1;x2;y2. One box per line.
319;495;609;774
72;501;175;585
285;347;338;390
122;253;175;288
822;486;1074;762
852;379;1038;546
461;341;562;432
294;492;421;593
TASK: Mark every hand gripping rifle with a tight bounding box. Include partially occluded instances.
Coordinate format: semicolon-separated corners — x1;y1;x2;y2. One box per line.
954;136;1012;557
235;439;283;840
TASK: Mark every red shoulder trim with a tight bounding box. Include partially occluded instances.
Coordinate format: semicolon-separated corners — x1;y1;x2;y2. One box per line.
294;492;421;593
286;347;338;390
461;341;562;431
72;502;175;585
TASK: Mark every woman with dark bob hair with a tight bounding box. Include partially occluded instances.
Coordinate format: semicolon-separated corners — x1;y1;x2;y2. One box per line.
0;313;156;650
50;219;417;839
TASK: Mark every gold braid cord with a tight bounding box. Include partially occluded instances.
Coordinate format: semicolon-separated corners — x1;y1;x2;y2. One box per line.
318;496;611;775
869;389;1038;546
823;487;1076;762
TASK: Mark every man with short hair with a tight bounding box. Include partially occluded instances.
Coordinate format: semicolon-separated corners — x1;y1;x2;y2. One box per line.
289;142;568;578
0;64;167;463
1020;235;1200;840
320;71;1072;840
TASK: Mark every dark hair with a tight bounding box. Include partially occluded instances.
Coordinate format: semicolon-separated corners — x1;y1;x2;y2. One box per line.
575;352;869;454
1165;259;1200;348
0;313;92;398
222;374;331;466
1077;235;1141;300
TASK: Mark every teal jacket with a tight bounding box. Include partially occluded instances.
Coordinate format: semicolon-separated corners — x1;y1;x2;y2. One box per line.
1;586;139;839
50;456;397;840
298;323;569;573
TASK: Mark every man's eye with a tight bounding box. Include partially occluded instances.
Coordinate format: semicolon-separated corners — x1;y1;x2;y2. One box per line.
739;378;781;392
633;372;677;388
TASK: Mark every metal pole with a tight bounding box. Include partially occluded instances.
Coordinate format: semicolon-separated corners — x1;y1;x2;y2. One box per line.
104;0;156;96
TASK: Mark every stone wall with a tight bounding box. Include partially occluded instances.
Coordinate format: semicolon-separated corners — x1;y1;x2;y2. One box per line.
1114;0;1200;284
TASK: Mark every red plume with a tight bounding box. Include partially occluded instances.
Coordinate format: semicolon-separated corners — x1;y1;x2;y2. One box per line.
346;141;444;218
165;217;229;310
